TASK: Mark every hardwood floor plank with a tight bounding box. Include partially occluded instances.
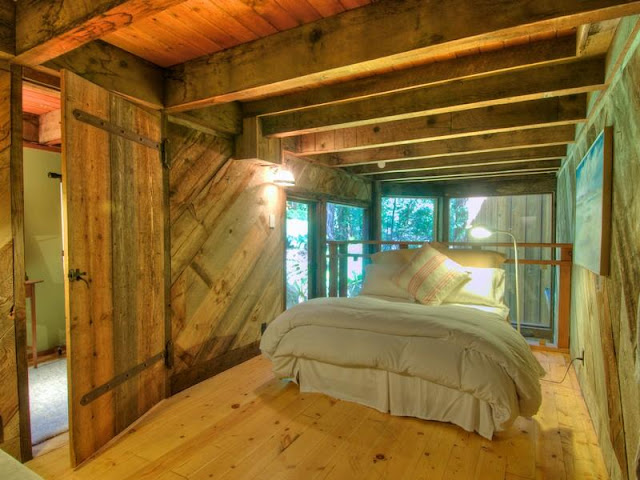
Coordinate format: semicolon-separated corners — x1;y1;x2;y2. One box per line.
26;352;610;480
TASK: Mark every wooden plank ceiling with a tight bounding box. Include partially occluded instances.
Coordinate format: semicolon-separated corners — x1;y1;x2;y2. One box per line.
15;0;635;185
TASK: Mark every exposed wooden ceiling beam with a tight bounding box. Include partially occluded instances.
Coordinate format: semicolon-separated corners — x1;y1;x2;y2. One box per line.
262;57;605;137
381;173;558;196
42;41;164;109
0;0;14;58
14;0;187;66
311;126;575;167
165;0;640;111
243;35;578;117
346;146;566;176
292;96;587;155
377;162;562;182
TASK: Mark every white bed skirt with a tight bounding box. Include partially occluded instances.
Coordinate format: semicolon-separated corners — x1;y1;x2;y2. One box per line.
289;358;502;439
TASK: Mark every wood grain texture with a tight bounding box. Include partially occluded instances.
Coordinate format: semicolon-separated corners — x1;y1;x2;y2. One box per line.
0;0;14;58
14;0;188;65
103;0;371;67
0;66;20;461
261;57;605;137
348;146;567;176
168;125;370;394
243;35;578;117
26;352;609;480
45;41;164;110
165;0;640;110
556;28;640;480
382;174;558;198
292;96;587;155
319;126;575;167
62;71;166;466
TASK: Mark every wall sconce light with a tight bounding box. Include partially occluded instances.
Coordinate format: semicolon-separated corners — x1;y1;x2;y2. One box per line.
271;166;296;187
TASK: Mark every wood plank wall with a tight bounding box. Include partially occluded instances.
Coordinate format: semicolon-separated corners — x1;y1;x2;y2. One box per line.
168;124;370;394
0;66;29;461
556;21;640;480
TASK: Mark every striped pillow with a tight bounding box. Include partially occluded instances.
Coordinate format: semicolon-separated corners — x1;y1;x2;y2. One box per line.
392;243;471;305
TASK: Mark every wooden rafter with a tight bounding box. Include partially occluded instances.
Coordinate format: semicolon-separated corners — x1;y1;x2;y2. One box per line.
44;41;164;109
243;35;578;117
378;162;562;182
381;174;558;196
14;0;188;66
291;96;587;155
345;146;566;176
165;0;640;111
0;0;14;58
261;57;605;137
308;126;575;167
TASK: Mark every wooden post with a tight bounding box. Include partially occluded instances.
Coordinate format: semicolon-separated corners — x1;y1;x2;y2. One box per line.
328;243;338;297
338;244;348;298
557;246;572;349
314;202;327;298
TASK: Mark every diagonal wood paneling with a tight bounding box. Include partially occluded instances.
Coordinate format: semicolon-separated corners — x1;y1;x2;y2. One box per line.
168;123;370;394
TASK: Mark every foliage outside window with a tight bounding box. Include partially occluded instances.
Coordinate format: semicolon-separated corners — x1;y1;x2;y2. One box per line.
381;197;436;247
326;203;366;297
286;201;310;308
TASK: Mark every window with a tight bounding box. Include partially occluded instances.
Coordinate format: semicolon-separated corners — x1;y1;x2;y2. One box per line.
381;197;436;244
326;203;367;296
449;194;554;337
286;200;311;308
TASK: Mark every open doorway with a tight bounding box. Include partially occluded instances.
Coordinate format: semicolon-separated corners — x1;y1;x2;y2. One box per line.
22;81;68;453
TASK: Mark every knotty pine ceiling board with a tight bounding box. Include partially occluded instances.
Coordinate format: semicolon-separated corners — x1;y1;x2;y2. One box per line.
102;0;371;67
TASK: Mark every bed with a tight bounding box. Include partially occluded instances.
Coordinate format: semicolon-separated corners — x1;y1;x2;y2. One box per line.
260;244;545;439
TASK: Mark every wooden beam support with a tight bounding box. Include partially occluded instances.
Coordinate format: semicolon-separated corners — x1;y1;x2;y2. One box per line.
165;0;640;111
262;57;605;137
0;0;14;58
315;126;575;167
381;164;561;182
293;96;587;155
346;146;567;176
381;173;557;196
14;0;186;66
22;113;39;143
243;35;578;117
376;161;561;182
234;117;281;164
43;41;164;109
38;109;61;145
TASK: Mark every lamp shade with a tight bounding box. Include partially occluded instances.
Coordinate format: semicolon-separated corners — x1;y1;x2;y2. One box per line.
469;226;493;239
272;167;295;187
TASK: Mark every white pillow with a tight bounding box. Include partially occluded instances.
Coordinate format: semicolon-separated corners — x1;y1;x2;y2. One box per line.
443;267;505;307
360;264;414;300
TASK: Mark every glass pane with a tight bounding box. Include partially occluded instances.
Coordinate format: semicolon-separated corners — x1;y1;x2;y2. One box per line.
286;201;309;308
381;197;436;242
326;203;366;297
448;194;554;331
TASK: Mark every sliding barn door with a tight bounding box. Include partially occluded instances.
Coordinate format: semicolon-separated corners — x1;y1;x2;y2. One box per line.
61;71;166;466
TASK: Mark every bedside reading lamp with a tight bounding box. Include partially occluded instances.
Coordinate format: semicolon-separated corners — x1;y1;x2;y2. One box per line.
469;226;521;333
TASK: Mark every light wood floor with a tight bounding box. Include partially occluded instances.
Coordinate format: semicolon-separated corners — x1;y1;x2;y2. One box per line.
26;351;608;480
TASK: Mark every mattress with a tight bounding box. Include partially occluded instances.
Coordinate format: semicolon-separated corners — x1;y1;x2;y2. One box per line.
260;295;544;438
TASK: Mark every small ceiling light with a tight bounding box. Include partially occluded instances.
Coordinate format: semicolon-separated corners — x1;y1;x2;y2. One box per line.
377;161;386;169
272;167;296;187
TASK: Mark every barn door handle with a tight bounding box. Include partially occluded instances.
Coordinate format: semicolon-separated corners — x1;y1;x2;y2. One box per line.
68;268;89;286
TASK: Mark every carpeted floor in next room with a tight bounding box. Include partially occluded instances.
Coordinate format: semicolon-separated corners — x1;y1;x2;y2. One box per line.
29;359;68;445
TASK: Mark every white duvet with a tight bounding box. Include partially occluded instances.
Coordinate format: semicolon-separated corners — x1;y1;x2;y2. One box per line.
260;295;545;432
